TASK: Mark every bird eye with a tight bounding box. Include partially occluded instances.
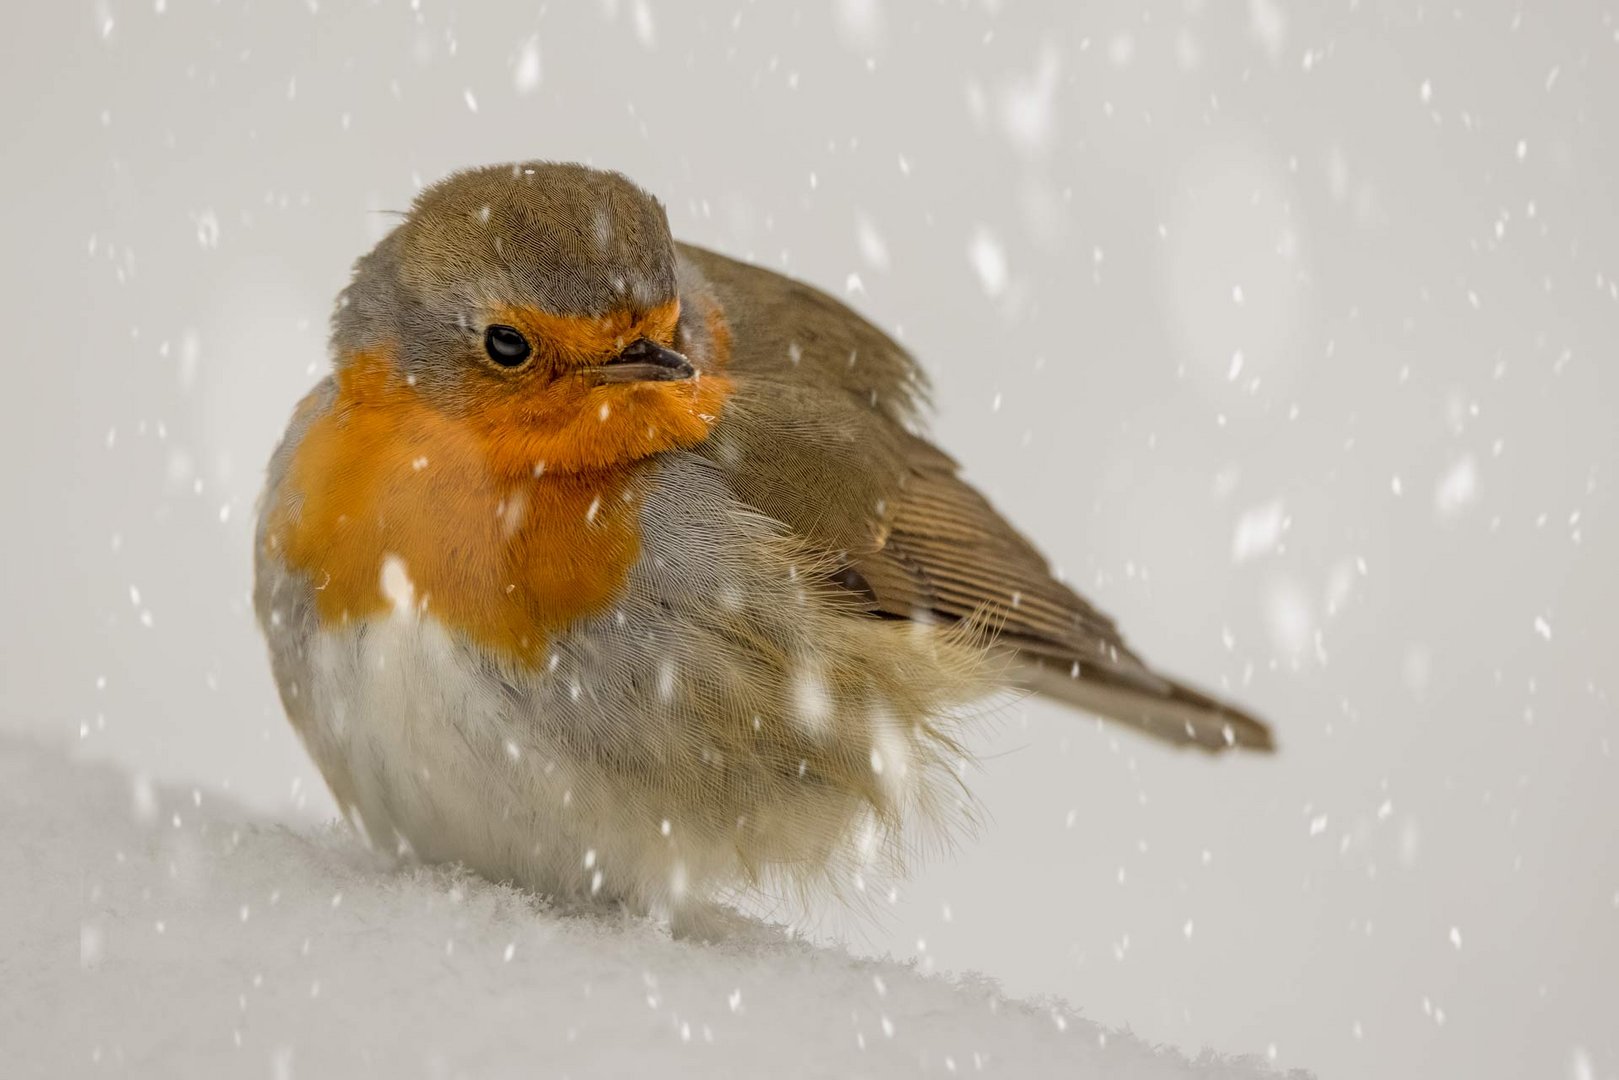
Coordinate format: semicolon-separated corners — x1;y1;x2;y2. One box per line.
484;324;532;367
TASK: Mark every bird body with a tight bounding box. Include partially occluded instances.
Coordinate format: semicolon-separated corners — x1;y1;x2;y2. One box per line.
255;162;1268;923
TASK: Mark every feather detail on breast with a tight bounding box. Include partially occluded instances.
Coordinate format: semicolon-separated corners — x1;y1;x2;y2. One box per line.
258;350;660;667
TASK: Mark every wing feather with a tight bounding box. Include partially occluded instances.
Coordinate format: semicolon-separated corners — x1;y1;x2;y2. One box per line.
680;244;1272;752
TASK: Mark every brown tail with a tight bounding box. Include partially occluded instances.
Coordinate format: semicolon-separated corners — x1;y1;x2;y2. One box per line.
1012;658;1274;753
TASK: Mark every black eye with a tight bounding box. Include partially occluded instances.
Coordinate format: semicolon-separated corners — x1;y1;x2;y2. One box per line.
484;324;532;367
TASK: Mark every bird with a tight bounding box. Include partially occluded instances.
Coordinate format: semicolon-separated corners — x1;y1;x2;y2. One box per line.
254;160;1271;929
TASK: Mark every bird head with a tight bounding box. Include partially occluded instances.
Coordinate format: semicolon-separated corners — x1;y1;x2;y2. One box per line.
331;161;731;476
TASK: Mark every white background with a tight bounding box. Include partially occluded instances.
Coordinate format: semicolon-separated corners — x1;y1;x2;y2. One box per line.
4;2;1616;1077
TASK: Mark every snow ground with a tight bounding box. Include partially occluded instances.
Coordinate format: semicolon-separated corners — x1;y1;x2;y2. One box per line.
9;734;1293;1079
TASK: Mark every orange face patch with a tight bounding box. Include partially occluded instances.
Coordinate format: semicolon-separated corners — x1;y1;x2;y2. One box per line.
265;338;731;665
488;298;682;373
473;298;733;475
464;364;733;477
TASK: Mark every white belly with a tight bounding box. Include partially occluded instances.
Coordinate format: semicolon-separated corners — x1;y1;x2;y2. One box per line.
300;611;707;914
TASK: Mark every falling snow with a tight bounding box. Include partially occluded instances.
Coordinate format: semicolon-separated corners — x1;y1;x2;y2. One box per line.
1231;499;1287;563
1434;455;1480;518
967;227;1008;298
26;3;1619;1078
512;38;542;94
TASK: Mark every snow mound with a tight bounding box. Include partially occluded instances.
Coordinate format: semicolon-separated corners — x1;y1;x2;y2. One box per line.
7;736;1293;1078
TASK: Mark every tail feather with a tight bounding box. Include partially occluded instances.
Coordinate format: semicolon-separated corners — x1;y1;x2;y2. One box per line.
1012;658;1274;753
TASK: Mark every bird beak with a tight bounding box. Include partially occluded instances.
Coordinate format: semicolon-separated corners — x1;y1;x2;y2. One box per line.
587;339;695;384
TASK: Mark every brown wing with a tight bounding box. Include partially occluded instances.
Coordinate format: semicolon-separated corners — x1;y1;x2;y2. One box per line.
679;243;1272;753
857;441;1272;751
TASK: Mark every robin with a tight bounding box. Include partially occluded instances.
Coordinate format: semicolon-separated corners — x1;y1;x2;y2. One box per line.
255;161;1271;927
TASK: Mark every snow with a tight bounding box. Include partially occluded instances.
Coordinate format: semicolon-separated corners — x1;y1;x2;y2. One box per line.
1231;500;1287;563
1434;456;1480;519
11;2;1618;1075
855;215;890;271
9;734;1286;1078
512;38;542;95
968;228;1009;298
832;0;884;55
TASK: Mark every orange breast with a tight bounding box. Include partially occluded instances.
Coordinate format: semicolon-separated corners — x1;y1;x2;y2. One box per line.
264;351;703;666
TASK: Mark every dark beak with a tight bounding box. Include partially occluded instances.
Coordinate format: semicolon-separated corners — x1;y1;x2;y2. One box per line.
590;339;695;384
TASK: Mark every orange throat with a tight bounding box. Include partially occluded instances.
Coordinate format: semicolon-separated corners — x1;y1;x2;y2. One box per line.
264;346;733;666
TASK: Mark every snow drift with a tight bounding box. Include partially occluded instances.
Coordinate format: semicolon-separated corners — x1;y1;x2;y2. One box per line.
7;735;1293;1078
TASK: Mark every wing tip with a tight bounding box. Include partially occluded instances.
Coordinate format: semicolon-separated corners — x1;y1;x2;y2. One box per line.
1014;659;1277;755
1199;709;1276;754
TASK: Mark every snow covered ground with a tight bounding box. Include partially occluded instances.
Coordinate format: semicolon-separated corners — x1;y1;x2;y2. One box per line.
14;735;1289;1078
